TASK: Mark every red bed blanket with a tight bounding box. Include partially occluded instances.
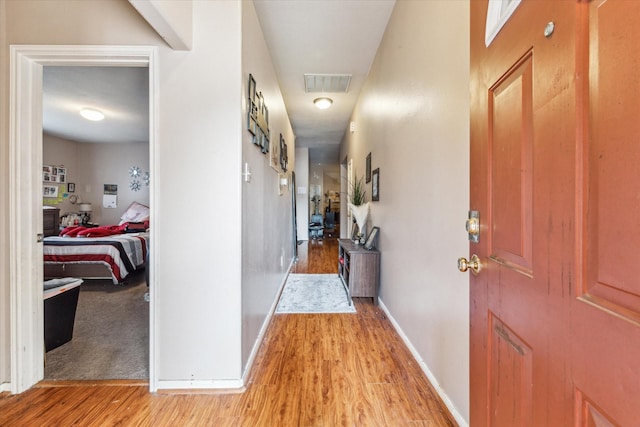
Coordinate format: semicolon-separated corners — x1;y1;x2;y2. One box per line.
60;221;149;238
60;225;125;237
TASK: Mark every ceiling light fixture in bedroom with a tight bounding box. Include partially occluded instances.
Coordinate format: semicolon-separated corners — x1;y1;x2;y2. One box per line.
80;108;105;121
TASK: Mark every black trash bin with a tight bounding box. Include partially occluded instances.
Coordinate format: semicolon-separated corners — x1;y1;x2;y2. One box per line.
44;278;83;352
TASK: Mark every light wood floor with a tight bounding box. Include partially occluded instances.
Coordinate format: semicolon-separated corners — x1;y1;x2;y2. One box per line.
0;237;457;426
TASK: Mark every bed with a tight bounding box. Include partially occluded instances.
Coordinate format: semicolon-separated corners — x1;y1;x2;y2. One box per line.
43;202;150;284
44;232;148;284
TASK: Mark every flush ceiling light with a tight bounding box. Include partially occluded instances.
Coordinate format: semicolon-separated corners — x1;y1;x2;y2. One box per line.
79;108;105;121
313;97;333;110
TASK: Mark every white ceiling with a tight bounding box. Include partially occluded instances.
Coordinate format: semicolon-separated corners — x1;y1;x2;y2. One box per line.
43;66;149;144
253;0;395;164
41;1;396;164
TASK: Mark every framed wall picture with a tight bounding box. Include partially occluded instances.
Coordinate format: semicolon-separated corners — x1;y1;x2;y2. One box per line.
247;74;271;155
44;165;66;183
372;168;380;201
247;74;257;136
67;182;76;193
43;165;52;182
364;226;380;250
43;185;58;198
279;134;288;172
366;152;372;183
270;133;281;172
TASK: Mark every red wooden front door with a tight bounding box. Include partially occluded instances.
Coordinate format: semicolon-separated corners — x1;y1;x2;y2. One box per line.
470;1;640;425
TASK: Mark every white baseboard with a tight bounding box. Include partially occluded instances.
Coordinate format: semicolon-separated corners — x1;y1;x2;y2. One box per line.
155;378;244;392
0;382;10;393
379;299;469;427
156;259;294;394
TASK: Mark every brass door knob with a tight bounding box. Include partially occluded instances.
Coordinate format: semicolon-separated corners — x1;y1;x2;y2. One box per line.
458;254;482;275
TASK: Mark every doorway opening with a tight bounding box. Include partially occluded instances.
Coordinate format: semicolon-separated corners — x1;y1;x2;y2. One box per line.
9;45;158;393
42;65;150;381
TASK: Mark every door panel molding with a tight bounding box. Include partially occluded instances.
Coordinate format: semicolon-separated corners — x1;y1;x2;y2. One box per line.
488;51;533;277
575;389;619;427
581;0;640;323
488;313;533;427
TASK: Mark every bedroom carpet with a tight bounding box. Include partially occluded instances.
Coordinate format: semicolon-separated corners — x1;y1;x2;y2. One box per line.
276;273;356;314
44;272;149;381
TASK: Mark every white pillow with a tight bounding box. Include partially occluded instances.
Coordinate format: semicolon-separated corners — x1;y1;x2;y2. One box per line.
119;202;150;225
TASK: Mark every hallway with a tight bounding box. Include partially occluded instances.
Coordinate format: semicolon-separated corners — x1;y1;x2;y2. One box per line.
0;238;457;426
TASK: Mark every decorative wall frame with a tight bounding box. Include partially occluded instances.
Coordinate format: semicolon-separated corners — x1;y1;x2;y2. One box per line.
364;226;380;250
247;73;270;154
270;133;281;172
366;152;371;183
247;75;257;136
43;185;58;198
43;165;66;183
67;183;76;193
279;134;288;172
372;168;380;201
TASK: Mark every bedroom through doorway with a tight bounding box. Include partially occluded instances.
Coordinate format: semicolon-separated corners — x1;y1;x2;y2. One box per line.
8;46;158;393
41;65;151;381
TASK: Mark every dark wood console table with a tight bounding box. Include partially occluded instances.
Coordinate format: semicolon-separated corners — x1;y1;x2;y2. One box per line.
338;239;380;305
43;207;60;237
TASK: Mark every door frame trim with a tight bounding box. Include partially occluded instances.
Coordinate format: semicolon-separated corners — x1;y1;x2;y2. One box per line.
9;45;158;393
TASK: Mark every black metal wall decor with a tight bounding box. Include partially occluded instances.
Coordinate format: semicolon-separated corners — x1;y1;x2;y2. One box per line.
247;74;270;154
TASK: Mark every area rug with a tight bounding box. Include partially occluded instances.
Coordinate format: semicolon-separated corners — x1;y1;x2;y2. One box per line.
276;274;356;314
44;272;149;380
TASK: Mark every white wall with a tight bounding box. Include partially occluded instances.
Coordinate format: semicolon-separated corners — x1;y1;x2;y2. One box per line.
76;141;150;225
1;0;245;388
322;164;340;213
240;0;296;373
129;0;193;50
340;1;470;423
294;147;309;240
151;1;244;385
42;134;79;215
44;134;150;225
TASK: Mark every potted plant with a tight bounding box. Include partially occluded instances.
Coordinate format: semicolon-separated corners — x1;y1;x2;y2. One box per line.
348;175;370;244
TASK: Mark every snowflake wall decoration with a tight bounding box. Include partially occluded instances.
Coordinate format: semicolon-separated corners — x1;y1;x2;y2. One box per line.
129;165;141;178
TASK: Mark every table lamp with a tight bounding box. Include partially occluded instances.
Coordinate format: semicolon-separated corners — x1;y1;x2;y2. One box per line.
78;203;92;225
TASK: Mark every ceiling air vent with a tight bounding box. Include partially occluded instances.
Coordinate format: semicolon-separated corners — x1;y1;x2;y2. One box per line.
304;74;352;93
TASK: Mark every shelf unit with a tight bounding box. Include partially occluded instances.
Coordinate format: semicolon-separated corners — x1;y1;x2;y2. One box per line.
338;238;380;305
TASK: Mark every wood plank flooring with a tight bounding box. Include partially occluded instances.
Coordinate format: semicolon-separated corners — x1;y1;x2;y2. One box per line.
0;237;457;426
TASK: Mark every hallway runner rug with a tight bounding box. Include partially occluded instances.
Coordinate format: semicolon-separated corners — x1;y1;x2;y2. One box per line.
276;274;356;314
